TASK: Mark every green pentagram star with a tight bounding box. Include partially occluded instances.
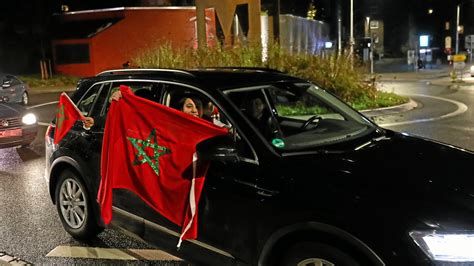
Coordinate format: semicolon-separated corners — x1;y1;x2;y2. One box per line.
56;104;67;131
127;128;171;176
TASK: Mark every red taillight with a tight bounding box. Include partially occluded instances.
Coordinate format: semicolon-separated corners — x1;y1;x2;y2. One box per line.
45;124;54;142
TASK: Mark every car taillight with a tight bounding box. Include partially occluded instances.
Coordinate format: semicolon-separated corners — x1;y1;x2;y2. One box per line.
45;124;54;142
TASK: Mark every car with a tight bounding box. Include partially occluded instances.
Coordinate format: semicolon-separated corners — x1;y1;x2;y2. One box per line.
45;68;474;266
0;74;30;105
470;65;474;77
0;103;38;149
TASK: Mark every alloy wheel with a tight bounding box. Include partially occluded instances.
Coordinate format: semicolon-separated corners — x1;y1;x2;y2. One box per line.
296;258;335;266
22;92;28;105
59;177;87;229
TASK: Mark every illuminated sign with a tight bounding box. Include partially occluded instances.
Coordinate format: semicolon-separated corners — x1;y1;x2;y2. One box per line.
420;35;429;48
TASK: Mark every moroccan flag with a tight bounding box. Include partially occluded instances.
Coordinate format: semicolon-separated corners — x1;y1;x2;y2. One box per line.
98;85;228;247
54;92;85;144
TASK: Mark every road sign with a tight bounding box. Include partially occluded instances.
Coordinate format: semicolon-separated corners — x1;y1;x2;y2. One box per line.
453;61;465;70
466;35;474;49
452;54;466;62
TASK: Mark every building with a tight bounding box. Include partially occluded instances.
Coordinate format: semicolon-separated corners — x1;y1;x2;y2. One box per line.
52;7;216;77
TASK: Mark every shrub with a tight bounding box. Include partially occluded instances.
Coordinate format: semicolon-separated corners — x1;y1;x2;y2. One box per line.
133;42;402;108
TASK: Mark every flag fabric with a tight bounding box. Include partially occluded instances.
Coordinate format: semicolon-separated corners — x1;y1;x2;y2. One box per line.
54;92;85;144
98;85;229;247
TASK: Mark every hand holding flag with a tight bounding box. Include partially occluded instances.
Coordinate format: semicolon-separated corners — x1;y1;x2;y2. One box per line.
54;92;86;144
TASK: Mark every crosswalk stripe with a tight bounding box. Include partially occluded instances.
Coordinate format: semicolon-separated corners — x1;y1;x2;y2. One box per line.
46;246;182;261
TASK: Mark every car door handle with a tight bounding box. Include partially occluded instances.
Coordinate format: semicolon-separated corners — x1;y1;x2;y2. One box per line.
81;130;94;140
257;190;275;197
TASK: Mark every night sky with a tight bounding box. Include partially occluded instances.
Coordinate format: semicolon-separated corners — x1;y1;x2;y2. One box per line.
0;0;469;74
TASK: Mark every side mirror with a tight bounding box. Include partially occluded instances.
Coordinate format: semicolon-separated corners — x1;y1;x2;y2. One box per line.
197;136;239;164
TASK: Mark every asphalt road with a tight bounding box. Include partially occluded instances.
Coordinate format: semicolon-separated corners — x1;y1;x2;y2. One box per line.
1;82;473;264
0;92;193;265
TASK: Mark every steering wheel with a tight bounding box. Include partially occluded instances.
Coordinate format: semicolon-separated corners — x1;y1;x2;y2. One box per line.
301;115;321;129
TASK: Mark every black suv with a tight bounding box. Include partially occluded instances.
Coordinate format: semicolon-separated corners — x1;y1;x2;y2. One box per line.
45;68;474;265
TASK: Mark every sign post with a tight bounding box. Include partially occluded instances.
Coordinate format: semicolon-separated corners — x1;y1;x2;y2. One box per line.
452;54;467;81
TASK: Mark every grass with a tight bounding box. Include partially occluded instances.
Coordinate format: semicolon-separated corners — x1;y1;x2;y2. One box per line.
19;74;80;88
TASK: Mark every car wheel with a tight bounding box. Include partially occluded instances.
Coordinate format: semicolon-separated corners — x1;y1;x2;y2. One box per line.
21;91;28;105
55;169;103;240
279;242;359;266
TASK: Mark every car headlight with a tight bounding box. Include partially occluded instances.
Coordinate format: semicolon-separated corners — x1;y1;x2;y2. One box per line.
410;230;474;262
22;113;37;125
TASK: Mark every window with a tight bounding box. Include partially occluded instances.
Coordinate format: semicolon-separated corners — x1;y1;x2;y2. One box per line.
226;82;375;151
55;44;90;64
163;83;255;160
77;84;102;116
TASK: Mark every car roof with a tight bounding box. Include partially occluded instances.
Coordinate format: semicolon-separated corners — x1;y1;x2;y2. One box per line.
92;68;305;90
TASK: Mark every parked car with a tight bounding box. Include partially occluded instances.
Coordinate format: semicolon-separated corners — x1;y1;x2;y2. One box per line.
0;74;30;105
0;103;37;149
45;68;474;265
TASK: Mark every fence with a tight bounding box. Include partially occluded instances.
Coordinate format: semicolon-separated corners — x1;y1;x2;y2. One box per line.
279;14;330;55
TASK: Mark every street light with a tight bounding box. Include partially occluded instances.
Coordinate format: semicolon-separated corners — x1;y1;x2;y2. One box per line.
455;4;460;54
349;0;354;57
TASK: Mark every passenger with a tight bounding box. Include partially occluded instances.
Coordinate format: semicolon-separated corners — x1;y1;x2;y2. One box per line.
172;96;203;118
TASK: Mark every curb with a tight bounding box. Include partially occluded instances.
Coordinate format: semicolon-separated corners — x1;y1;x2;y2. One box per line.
29;87;76;95
360;98;418;117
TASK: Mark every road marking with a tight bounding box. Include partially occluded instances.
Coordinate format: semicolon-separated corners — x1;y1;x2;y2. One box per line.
46;246;182;261
378;94;468;127
26;101;58;110
0;251;31;265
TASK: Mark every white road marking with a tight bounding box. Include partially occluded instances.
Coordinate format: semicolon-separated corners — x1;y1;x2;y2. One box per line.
46;245;182;261
378;94;468;127
26;101;58;110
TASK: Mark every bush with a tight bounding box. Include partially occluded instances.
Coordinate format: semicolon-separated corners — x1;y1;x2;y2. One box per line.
133;42;406;109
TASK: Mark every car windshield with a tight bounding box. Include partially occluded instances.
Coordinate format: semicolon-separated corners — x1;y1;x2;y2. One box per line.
226;82;376;151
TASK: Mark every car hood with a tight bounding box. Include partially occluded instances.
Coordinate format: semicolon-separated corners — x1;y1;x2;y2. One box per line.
0;103;24;118
337;130;474;191
283;129;474;204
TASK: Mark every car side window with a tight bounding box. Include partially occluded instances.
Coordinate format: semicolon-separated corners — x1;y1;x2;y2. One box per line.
77;84;102;116
162;83;255;160
104;81;162;113
89;83;111;118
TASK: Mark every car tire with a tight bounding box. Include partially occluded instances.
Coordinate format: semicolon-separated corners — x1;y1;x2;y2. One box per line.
21;91;28;106
55;169;103;240
278;242;360;266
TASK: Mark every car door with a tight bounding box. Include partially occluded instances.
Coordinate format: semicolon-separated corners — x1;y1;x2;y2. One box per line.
158;83;268;263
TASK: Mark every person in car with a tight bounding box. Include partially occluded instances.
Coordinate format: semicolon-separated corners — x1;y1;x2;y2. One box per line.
171;96;203;118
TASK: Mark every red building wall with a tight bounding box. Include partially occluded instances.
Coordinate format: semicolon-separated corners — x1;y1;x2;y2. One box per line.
53;7;216;77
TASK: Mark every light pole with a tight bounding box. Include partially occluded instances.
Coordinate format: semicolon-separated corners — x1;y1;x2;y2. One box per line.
366;17;374;75
349;0;354;57
455;4;460;54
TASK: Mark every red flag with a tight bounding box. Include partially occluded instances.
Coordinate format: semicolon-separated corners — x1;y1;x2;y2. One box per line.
98;85;228;247
54;92;85;144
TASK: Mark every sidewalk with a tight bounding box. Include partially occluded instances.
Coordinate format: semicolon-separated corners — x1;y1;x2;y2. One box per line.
375;60;474;87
